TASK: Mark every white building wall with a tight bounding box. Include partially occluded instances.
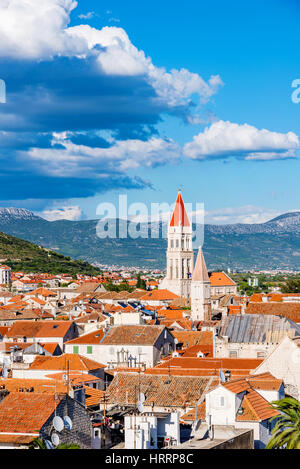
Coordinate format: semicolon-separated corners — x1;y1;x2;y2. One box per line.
113;312;144;326
205;387;242;426
215;339;276;359
252;336;300;399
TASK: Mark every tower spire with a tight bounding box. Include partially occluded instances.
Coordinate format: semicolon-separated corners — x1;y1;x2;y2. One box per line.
170;189;190;227
192;247;209;282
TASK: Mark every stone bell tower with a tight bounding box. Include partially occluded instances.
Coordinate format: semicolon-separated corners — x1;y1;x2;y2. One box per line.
191;247;211;321
159;189;194;298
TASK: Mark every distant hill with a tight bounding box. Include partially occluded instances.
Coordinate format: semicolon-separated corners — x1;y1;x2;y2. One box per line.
0;208;299;270
0;229;101;275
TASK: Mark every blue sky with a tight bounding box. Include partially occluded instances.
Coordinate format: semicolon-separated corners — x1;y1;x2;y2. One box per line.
0;0;299;224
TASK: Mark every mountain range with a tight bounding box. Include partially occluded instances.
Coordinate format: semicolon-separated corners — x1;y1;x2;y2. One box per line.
0;208;299;270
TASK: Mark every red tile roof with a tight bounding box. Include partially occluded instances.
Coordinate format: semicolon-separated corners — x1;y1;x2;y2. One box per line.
246;302;300;323
171;330;213;348
145;357;263;378
65;329;105;345
209;272;236;287
6;320;74;339
29;353;106;371
100;325;166;346
0;392;63;433
140;290;180;301
83;386;105;407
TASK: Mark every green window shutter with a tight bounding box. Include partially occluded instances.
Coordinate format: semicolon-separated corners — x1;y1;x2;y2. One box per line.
87;346;93;354
73;346;79;354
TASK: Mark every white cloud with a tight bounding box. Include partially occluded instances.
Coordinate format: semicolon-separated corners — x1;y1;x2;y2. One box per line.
0;1;223;108
204;205;295;224
68;24;223;104
39;205;83;221
183;120;300;161
0;0;87;59
78;11;95;20
23;133;181;177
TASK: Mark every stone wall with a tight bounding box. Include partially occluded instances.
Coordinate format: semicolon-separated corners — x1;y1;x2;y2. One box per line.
40;394;92;449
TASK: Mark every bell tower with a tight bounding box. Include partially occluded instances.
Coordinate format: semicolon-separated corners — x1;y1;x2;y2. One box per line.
160;189;194;298
191;247;211;321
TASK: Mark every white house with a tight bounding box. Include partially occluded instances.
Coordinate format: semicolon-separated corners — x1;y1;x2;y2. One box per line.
5;320;79;349
199;374;283;449
124;412;180;449
0;265;11;285
251;336;300;399
66;325;175;369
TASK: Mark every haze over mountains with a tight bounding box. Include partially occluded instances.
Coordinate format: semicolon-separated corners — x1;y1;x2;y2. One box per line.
0;208;299;270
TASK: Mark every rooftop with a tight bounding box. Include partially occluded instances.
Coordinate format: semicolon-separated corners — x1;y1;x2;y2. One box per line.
100;325;166;346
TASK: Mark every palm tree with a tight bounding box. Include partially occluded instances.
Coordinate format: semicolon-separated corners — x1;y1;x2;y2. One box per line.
266;397;300;449
29;437;47;450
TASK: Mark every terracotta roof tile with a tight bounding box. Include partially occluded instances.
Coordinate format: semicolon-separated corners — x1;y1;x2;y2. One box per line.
0;392;62;433
66;329;105;345
140;290;180;301
6;320;74;339
209;272;236;287
100;325;166;346
106;373;218;408
29;353;106;371
246;302;300;323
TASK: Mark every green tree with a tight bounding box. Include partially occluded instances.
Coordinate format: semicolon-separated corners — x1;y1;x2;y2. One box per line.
281;279;300;294
136;274;146;290
266;397;300;449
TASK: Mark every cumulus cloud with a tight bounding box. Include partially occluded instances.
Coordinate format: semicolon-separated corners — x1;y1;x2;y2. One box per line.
0;0;87;59
0;1;222;109
67;24;223;106
184;120;300;161
39;205;84;221
22;133;181;177
202;205;300;225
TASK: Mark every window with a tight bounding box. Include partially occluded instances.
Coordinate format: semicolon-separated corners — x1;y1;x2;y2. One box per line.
73;346;79;354
87;346;93;354
257;351;266;359
214;395;225;408
229;350;238;358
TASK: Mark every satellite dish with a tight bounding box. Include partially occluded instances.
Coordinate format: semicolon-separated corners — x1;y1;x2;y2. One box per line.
51;433;60;447
45;439;53;450
64;416;73;431
139;392;145;403
53;416;64;432
219;370;226;383
137;402;144;414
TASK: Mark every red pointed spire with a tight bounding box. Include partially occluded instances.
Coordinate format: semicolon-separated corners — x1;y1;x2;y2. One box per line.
170;189;191;227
